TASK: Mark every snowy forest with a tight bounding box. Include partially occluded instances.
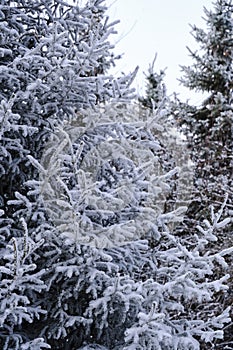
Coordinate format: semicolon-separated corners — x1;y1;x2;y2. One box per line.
0;0;232;349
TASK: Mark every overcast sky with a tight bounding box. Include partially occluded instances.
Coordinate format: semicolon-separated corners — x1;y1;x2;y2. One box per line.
107;0;214;104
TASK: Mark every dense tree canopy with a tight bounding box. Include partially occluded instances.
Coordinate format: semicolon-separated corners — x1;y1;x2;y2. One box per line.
0;1;232;349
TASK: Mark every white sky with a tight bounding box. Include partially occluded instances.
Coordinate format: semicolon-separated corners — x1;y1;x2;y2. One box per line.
107;0;213;104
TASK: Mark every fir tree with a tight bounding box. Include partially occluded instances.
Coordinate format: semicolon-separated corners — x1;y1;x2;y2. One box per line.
139;55;167;111
0;0;137;214
172;0;233;347
0;0;136;348
173;0;233;219
32;102;231;350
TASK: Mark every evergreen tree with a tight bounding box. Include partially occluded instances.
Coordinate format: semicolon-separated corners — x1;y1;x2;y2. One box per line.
0;0;137;214
0;0;136;348
0;1;232;349
172;0;233;347
173;0;233;221
33;102;231;350
139;55;167;111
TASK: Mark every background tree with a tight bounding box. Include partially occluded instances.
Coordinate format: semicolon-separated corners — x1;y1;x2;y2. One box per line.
139;55;167;111
173;0;233;224
172;0;233;347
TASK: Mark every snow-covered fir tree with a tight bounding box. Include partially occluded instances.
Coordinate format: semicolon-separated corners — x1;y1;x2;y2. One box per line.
139;55;167;111
173;0;233;221
0;1;232;349
0;0;136;348
33;101;232;350
172;0;233;346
